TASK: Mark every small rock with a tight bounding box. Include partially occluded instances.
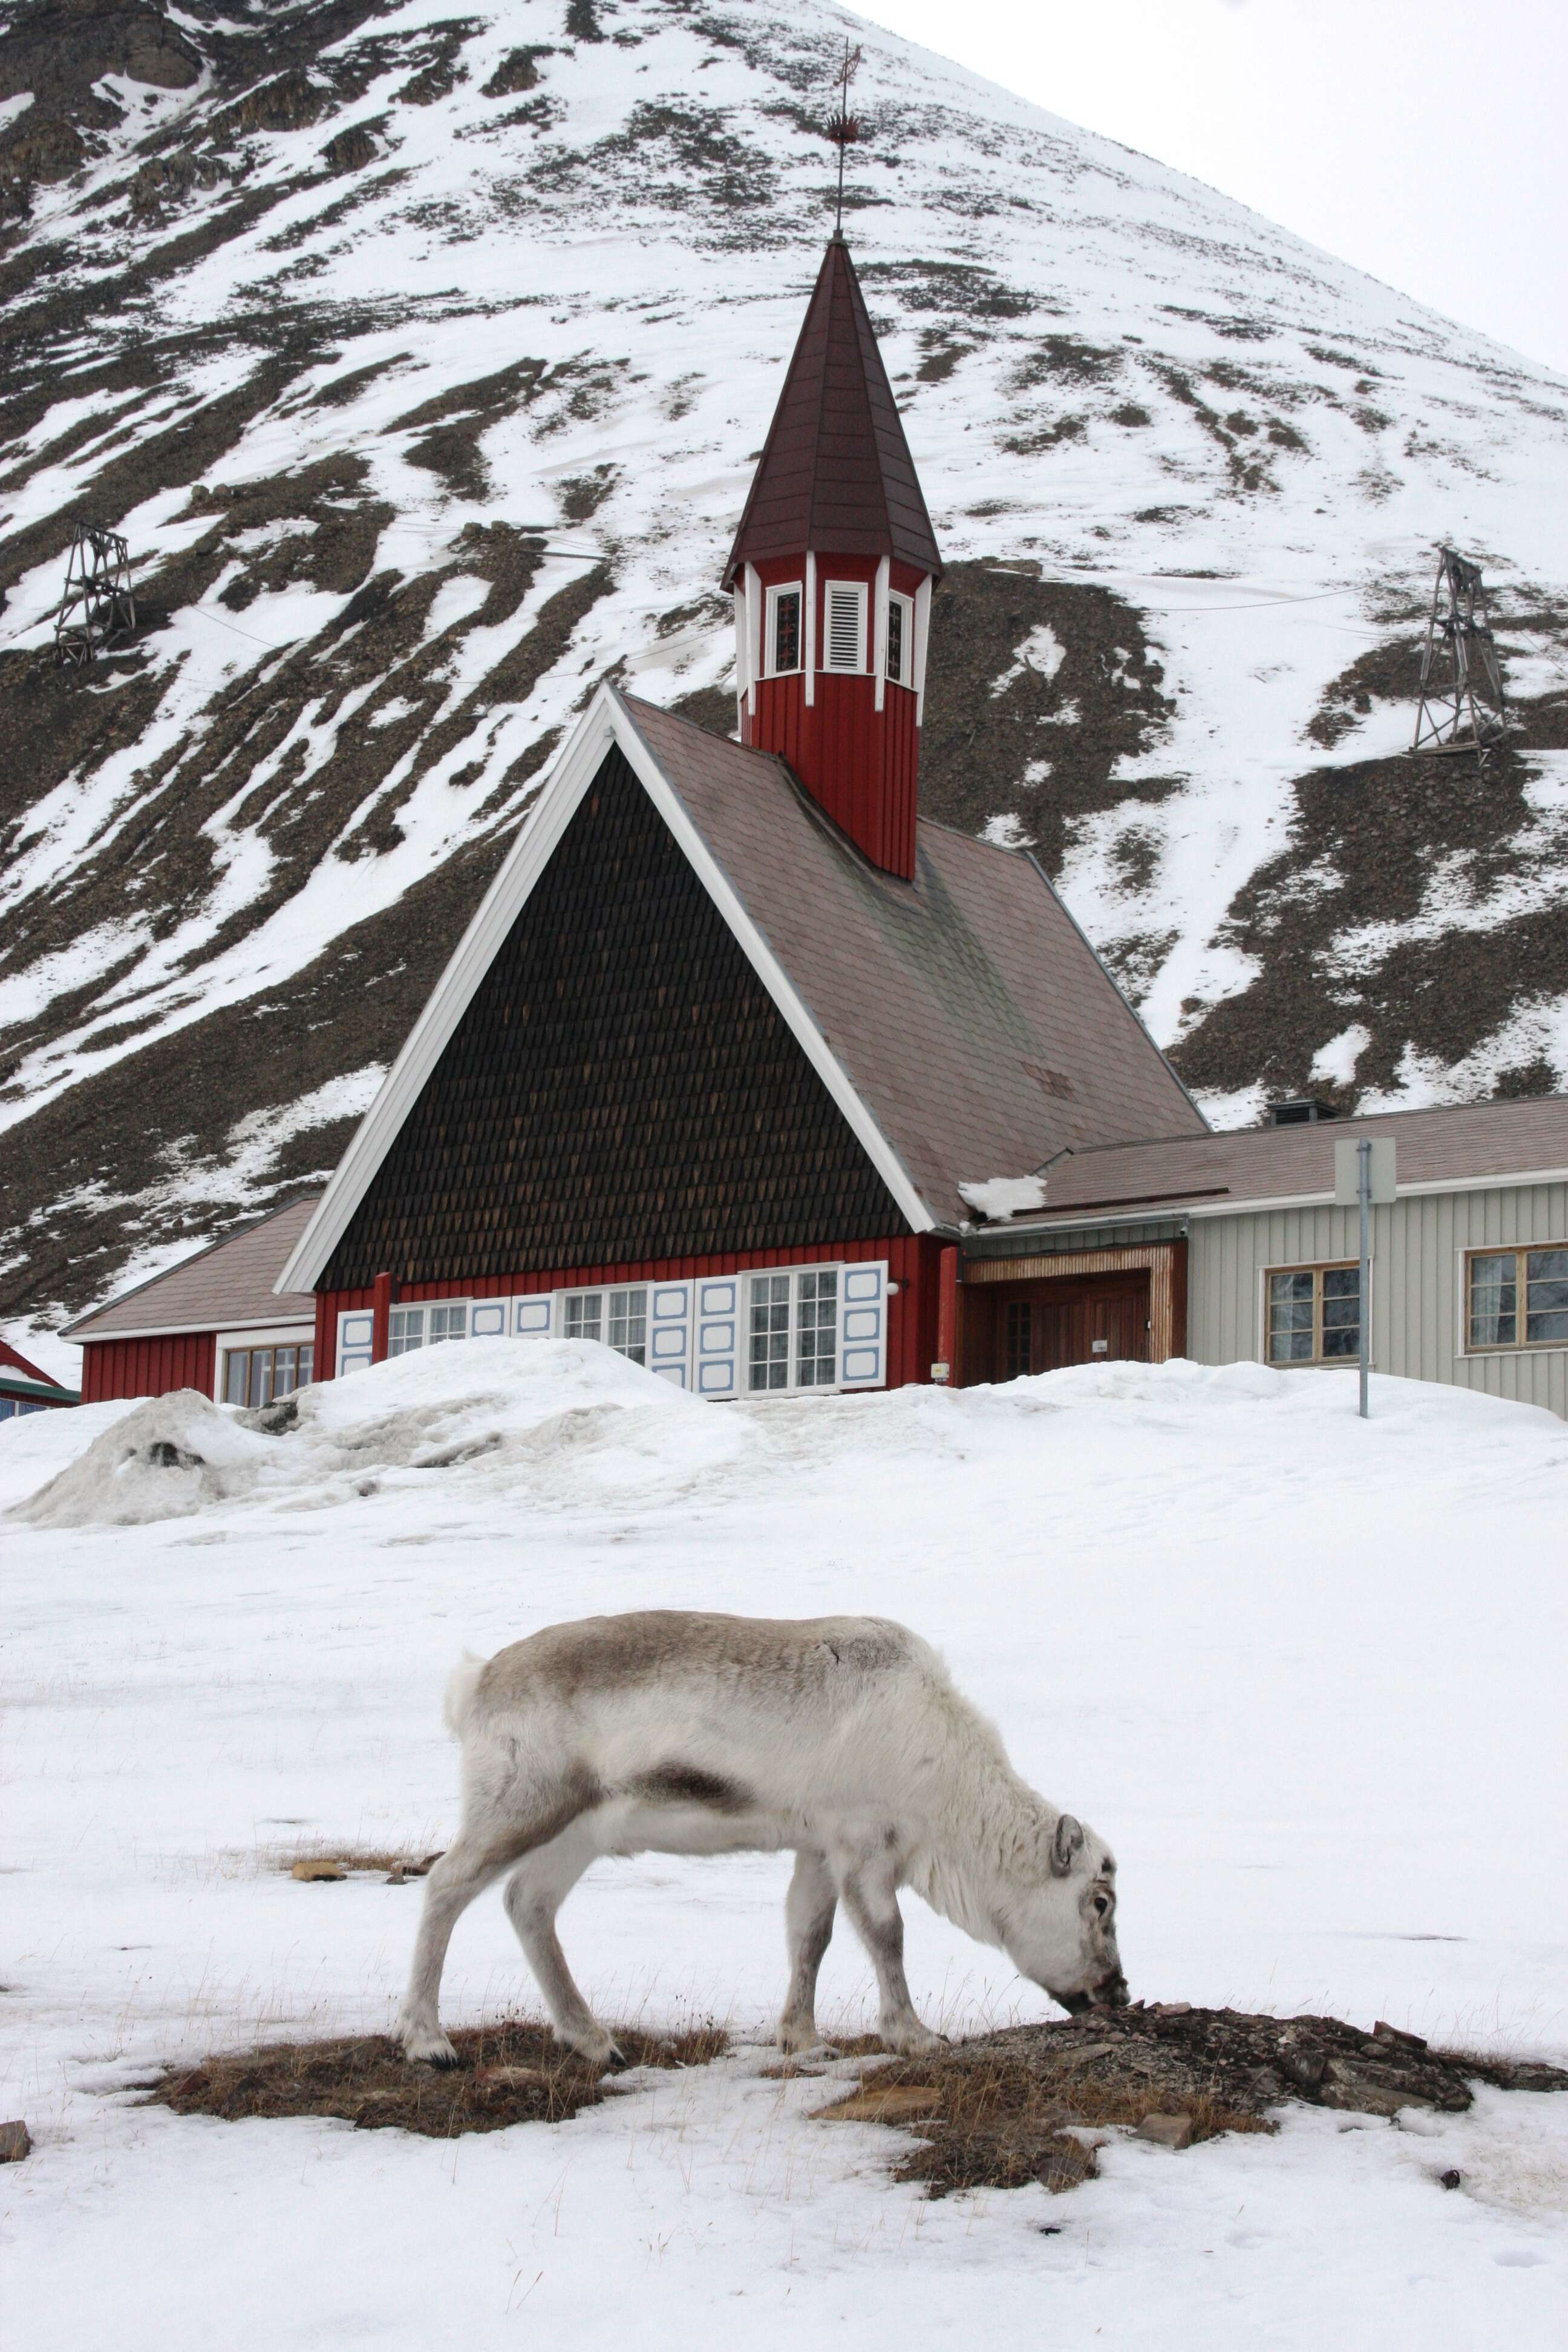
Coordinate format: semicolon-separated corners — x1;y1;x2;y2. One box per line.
0;2120;30;2163
1321;2080;1415;2118
1135;2112;1194;2150
814;2085;944;2124
290;1858;345;1881
1373;2020;1428;2051
1037;2134;1097;2191
1152;2001;1194;2018
476;2064;551;2091
1439;2168;1462;2191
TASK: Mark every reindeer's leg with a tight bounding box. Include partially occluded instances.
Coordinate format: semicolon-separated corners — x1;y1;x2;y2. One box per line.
776;1847;837;2054
503;1821;619;2067
399;1766;597;2066
397;1832;512;2065
832;1843;945;2057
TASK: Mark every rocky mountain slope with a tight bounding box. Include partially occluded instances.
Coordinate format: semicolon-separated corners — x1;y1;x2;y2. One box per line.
3;0;1567;1354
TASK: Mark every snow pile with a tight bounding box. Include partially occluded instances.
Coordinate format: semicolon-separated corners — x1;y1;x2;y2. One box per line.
7;1340;753;1528
10;1390;274;1528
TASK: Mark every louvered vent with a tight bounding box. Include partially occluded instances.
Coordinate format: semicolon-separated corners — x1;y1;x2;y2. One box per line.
824;583;866;672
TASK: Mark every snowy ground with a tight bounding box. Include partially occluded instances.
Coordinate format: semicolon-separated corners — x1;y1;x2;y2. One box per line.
4;1342;1566;2345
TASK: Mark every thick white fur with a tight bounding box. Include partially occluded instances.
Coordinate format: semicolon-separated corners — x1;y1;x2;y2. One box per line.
398;1611;1125;2068
442;1650;486;1739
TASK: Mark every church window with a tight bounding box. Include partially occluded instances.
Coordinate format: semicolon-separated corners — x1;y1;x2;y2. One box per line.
767;584;802;676
747;1267;840;1392
886;590;914;686
823;581;867;673
563;1285;648;1365
387;1301;468;1356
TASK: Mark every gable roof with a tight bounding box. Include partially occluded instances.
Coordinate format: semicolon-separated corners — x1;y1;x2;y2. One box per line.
975;1094;1568;1232
0;1338;67;1390
722;238;942;587
278;688;1204;1294
65;1196;322;1342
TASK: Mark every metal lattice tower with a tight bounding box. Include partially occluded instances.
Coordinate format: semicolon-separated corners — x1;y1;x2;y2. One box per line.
1411;545;1508;767
54;523;136;668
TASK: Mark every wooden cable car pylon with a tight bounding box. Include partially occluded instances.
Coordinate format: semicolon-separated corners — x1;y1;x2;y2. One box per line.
1410;544;1509;767
53;523;137;669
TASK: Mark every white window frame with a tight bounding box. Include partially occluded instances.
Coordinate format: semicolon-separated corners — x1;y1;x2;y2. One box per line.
886;589;915;688
746;1266;841;1396
764;581;804;678
822;580;868;675
387;1299;471;1357
215;1322;316;1404
558;1282;650;1367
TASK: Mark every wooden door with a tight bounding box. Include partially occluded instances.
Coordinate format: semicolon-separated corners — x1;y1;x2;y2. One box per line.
990;1275;1150;1379
1037;1281;1149;1370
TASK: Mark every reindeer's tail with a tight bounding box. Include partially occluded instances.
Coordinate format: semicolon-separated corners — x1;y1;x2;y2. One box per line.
442;1650;488;1739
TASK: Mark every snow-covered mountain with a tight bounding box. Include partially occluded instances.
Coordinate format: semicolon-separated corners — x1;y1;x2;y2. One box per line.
4;0;1567;1354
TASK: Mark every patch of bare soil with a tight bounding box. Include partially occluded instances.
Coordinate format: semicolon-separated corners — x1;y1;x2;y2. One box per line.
805;2004;1568;2198
146;2021;727;2138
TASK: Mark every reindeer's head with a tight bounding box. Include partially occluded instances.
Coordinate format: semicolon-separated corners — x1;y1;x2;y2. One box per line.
997;1812;1127;2014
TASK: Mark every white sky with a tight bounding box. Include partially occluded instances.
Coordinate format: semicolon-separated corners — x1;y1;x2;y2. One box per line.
852;0;1568;377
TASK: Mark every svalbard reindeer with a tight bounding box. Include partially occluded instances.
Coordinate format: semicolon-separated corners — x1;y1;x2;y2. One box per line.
399;1610;1126;2067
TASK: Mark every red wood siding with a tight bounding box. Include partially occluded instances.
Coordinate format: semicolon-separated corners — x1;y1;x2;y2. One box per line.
80;1331;216;1402
315;1234;944;1389
745;554;923;881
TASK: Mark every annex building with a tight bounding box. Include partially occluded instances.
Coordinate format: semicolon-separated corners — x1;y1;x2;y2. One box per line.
64;240;1568;1420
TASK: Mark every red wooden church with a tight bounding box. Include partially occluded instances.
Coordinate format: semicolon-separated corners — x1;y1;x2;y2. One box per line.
266;236;1206;1399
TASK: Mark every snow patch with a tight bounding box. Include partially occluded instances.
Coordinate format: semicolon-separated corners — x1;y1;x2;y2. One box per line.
990;622;1065;697
1310;1024;1373;1087
958;1172;1050;1218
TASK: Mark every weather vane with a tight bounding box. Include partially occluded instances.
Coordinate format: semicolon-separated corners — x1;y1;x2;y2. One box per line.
825;40;864;237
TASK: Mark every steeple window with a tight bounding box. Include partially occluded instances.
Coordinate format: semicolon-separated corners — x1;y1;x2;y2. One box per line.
886;590;914;687
766;583;802;676
823;580;868;673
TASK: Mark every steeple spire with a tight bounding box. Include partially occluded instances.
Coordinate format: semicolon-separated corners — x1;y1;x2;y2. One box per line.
725;241;941;883
724;240;941;591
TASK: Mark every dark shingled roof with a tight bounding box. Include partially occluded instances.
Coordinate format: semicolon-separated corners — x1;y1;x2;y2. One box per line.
617;695;1206;1223
723;238;942;587
65;1196;322;1341
986;1096;1568;1229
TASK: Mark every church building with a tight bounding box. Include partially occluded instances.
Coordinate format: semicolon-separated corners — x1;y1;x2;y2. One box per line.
67;238;1568;1418
272;235;1207;1398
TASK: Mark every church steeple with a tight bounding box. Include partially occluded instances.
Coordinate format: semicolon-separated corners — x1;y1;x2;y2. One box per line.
724;240;942;882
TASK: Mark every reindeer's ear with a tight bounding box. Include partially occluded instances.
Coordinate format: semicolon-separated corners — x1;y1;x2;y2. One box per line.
1051;1814;1085;1876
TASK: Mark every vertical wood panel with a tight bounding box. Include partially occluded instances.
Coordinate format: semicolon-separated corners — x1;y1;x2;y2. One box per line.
1184;1182;1568;1417
79;1332;217;1402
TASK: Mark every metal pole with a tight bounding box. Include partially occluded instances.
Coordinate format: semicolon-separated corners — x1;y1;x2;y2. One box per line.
1357;1137;1371;1420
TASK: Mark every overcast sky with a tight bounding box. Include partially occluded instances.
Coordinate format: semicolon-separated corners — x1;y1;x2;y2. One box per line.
852;0;1568;377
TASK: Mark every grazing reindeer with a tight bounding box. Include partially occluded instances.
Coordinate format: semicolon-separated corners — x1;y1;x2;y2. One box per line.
399;1611;1126;2067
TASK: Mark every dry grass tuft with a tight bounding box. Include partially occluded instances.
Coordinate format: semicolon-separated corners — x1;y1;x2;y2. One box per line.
146;2020;727;2138
817;2050;1270;2197
280;1849;442;1881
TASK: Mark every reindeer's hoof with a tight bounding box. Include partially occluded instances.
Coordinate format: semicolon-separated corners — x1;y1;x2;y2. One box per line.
879;2023;947;2057
402;2030;459;2068
601;2045;630;2075
775;2019;824;2057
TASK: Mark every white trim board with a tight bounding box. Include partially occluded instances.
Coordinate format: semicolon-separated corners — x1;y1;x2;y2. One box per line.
979;1161;1568;1245
276;687;933;1294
